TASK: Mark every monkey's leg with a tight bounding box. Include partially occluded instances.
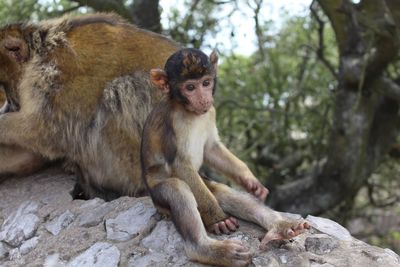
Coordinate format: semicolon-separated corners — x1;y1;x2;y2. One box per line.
150;178;252;267
174;162;238;234
206;180;310;248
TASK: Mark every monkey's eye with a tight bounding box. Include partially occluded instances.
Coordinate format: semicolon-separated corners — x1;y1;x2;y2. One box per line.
203;80;211;87
186;84;195;91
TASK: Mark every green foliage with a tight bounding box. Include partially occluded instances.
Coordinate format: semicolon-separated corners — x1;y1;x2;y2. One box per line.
0;0;86;25
0;0;42;22
216;15;337;187
162;0;219;48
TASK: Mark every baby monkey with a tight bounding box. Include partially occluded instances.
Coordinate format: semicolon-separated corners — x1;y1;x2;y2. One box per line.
141;48;309;267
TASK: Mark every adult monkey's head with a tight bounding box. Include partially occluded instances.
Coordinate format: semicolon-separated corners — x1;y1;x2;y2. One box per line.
150;48;218;115
0;24;33;113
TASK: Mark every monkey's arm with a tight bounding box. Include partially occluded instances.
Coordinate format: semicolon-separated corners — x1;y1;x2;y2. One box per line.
204;140;269;201
0;145;47;178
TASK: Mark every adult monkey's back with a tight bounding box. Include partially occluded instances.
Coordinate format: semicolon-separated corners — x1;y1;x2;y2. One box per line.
0;13;179;199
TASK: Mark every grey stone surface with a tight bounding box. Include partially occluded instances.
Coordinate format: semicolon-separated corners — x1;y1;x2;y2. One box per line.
310;263;335;267
305;234;339;255
45;210;75;235
67;242;120;267
306;215;353;241
0;201;40;247
0;243;7;260
8;248;20;261
0;168;399;267
130;220;188;267
20;237;39;255
78;203;114;227
43;253;66;267
105;201;156;242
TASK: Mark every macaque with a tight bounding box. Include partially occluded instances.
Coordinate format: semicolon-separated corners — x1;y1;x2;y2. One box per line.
142;48;309;267
0;13;179;198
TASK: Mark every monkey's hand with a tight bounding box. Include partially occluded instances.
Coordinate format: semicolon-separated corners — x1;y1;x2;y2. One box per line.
259;220;310;250
240;176;269;202
207;216;239;235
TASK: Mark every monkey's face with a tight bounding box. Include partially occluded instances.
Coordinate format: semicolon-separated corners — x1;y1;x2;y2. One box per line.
178;74;215;115
0;26;31;113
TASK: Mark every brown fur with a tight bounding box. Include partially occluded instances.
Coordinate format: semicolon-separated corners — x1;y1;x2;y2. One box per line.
142;49;309;266
0;89;46;178
0;13;179;198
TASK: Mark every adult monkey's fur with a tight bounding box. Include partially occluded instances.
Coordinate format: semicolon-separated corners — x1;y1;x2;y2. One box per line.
0;13;179;199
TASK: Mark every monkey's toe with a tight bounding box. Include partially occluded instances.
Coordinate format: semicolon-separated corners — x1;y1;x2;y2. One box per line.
186;239;252;267
208;217;239;235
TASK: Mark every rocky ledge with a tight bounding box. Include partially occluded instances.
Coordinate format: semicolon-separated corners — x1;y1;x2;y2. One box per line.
0;168;399;267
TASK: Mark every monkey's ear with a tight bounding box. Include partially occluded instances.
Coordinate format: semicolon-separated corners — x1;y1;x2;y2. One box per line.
2;37;29;63
209;49;219;70
150;68;169;93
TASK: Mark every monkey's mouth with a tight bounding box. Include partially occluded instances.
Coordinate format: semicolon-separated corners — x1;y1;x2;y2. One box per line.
193;108;210;115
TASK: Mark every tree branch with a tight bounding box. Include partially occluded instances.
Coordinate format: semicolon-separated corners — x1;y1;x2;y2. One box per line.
310;2;338;79
374;77;400;102
130;0;161;33
316;0;353;54
249;0;266;61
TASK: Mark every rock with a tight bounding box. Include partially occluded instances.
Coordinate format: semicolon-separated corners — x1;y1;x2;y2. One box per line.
8;248;21;261
79;198;105;209
67;242;120;267
45;210;75;235
44;253;66;267
78;203;114;227
385;248;400;263
130;221;188;266
0;201;40;247
310;263;335;267
0;243;7;260
105;202;156;242
306;215;353;241
305;234;339;255
0;169;399;267
20;237;39;255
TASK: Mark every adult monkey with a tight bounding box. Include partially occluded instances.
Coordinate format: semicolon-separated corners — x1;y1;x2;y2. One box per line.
0;13;179;198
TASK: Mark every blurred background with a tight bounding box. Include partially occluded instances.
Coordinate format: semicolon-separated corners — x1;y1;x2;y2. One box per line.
0;0;399;253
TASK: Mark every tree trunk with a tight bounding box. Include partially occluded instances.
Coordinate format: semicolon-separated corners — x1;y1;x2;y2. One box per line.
268;0;400;215
71;0;161;33
130;0;161;33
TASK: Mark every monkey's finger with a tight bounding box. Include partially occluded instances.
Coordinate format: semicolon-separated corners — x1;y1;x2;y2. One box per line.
286;229;295;238
229;239;244;246
254;186;262;196
233;250;253;260
260;231;282;249
230;217;239;227
295;223;304;231
219;222;230;234
293;229;307;236
210;224;221;235
225;219;238;231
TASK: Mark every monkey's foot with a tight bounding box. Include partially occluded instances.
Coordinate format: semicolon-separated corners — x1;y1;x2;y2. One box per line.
260;219;310;249
187;239;252;267
207;216;239;235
